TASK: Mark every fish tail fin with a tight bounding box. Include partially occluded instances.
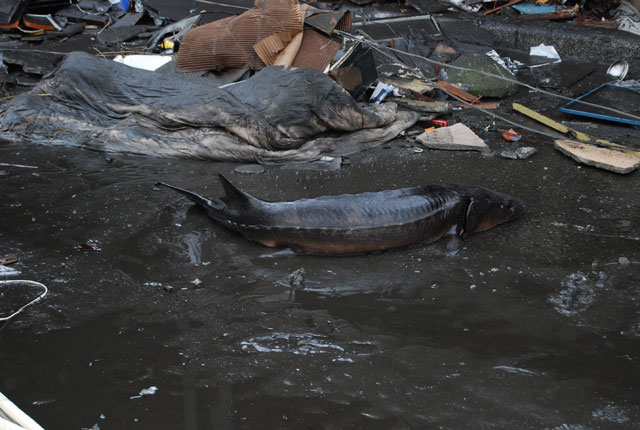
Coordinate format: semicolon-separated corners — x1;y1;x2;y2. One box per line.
156;182;223;211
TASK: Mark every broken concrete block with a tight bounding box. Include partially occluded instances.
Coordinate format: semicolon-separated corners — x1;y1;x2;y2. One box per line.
516;146;537;159
500;150;518;159
416;123;489;151
554;139;640;174
445;53;518;98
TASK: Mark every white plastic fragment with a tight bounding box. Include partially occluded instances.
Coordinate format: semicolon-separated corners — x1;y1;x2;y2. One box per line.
529;43;561;61
113;55;173;71
129;386;158;399
369;82;396;105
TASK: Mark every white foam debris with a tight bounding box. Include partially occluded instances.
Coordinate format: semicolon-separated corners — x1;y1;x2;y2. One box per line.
240;333;344;355
130;386;158;399
592;404;630;424
549;271;606;316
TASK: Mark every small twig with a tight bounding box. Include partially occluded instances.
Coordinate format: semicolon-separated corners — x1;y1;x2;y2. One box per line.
93;47;107;59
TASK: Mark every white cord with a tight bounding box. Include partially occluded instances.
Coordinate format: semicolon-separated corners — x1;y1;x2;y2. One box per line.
0;280;48;322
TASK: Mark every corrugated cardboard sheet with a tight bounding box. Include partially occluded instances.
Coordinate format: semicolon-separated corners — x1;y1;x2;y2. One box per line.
292;29;340;71
254;30;301;66
177;0;352;73
177;0;303;71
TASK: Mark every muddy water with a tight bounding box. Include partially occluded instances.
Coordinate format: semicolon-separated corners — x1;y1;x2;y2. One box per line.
1;134;639;429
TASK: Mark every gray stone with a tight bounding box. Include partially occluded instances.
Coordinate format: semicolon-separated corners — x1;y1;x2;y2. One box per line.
500;150;518;160
445;53;518;98
516;146;538;159
287;268;306;289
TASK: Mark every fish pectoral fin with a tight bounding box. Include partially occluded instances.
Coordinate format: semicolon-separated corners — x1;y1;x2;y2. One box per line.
437;234;463;256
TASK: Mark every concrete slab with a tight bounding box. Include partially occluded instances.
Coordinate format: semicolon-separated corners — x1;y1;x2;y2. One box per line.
554;139;640;174
416;123;489;151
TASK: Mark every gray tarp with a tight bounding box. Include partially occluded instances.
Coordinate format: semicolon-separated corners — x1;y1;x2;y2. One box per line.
0;52;417;163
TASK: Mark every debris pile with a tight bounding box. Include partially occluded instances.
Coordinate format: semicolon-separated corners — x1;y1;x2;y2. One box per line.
0;0;637;172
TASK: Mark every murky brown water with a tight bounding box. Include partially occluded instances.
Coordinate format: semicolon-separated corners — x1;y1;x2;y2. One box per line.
1;131;639;429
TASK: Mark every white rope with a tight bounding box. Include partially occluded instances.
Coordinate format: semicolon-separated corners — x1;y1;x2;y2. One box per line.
0;280;48;322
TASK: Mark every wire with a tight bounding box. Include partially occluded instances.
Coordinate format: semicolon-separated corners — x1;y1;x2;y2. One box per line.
194;0;250;10
0;280;48;322
335;30;640;122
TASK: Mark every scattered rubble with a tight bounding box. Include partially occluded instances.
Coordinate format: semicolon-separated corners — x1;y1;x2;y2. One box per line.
445;52;518;98
0;0;637;171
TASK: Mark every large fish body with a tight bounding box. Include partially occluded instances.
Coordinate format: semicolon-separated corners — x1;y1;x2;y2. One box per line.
157;175;524;255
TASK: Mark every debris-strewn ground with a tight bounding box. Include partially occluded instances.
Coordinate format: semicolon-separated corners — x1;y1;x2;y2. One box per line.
1;1;639;429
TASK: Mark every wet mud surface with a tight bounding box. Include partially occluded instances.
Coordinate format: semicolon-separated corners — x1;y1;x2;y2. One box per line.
1;112;639;429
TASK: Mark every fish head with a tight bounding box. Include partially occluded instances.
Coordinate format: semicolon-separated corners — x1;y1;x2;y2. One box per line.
463;189;524;236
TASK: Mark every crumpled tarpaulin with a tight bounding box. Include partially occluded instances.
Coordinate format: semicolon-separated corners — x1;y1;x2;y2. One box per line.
0;52;417;163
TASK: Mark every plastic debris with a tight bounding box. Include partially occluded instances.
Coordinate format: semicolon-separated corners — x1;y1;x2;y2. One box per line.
370;82;396;105
130;386;158;399
502;128;522;141
113;55;173;71
529;43;561;61
512;2;561;14
559;83;640;126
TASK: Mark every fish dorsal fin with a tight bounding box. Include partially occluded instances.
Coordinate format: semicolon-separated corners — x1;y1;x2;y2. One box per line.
218;174;261;207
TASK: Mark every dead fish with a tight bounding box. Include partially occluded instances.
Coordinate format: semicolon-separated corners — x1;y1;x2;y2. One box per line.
156;175;524;255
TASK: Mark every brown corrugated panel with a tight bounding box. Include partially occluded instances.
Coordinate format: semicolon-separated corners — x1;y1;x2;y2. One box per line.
254;30;300;66
335;11;352;32
291;29;340;71
177;0;303;72
273;31;303;66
